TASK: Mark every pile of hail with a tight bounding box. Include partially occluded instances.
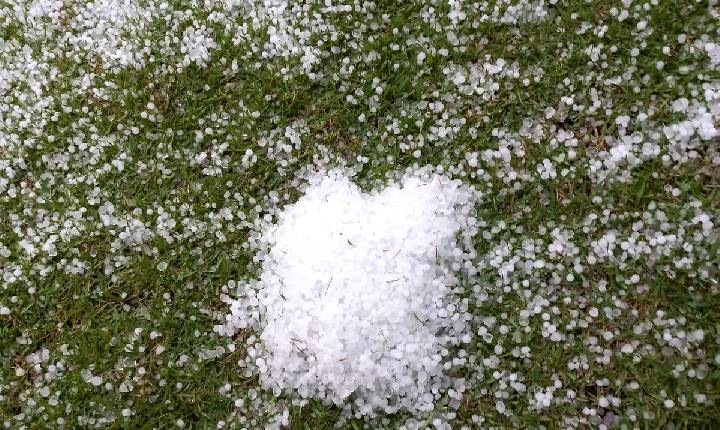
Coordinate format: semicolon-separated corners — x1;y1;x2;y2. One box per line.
218;168;481;419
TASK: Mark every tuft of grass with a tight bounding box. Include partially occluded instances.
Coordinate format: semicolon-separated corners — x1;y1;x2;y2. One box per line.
1;0;719;428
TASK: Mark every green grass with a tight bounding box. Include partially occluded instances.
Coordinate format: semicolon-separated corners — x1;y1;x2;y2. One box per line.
1;0;719;428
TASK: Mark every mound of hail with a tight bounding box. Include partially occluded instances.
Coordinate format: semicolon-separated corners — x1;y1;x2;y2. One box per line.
222;170;479;417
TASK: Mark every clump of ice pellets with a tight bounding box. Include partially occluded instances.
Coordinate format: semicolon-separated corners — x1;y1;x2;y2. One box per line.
221;169;480;418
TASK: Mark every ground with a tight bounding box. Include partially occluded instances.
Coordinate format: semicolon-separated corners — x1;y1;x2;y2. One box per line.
0;0;719;428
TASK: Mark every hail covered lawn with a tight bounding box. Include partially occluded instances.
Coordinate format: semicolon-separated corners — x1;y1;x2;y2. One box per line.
1;0;719;428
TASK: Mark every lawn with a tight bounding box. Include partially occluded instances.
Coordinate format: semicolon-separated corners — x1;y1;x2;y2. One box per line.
1;0;719;428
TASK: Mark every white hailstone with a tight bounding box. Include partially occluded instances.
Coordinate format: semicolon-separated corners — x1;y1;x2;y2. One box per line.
118;382;132;393
703;42;720;68
586;45;601;62
39;386;50;397
615;115;630;128
620;343;634;354
223;169;480;417
90;376;103;386
453;72;466;86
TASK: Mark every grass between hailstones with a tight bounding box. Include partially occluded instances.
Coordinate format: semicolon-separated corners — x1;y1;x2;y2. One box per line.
1;0;719;429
